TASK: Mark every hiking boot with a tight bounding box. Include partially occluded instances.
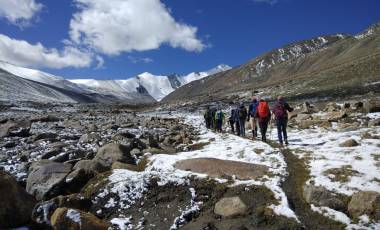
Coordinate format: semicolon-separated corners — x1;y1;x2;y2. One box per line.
279;142;284;147
285;140;289;145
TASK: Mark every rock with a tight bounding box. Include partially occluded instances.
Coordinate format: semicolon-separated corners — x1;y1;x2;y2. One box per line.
303;184;347;211
175;158;268;180
173;134;184;144
111;161;139;171
65;160;108;191
296;114;313;121
214;197;248;218
324;102;341;112
298;120;326;129
79;133;101;143
93;143;135;168
130;138;147;150
0;171;36;229
369;118;380;127
364;100;380;113
31;115;61;123
41;149;61;160
130;148;141;156
26;160;73;200
32;194;91;225
34;132;58;141
339;139;359;147
51;208;110;230
301;102;315;114
148;134;159;148
142;147;164;155
348;191;380;220
0;119;30;138
325;111;347;122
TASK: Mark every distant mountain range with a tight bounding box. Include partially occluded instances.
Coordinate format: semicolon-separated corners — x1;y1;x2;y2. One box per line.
0;61;230;104
163;22;380;104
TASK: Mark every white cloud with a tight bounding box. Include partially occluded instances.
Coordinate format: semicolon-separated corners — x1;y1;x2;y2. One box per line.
0;34;93;69
0;0;43;26
69;0;205;55
127;56;154;64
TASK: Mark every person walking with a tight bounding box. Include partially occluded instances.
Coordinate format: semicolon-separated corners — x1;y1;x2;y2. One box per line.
272;96;294;147
210;107;217;130
229;107;235;134
204;107;211;129
247;96;259;139
215;108;225;132
238;103;248;136
233;103;241;136
256;98;271;142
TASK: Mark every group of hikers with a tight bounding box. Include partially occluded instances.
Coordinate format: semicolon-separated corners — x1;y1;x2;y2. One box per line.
203;96;293;147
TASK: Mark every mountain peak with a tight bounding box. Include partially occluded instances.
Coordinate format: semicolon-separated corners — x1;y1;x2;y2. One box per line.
206;64;232;75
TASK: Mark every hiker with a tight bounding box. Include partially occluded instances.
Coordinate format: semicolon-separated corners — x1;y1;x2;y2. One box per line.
215;108;225;132
229;107;235;133
247;96;259;139
256;98;271;142
233;103;241;136
209;107;217;130
272;96;294;146
238;103;248;136
204;107;211;129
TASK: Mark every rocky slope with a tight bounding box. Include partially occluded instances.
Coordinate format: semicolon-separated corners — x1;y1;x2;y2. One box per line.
163;22;380;105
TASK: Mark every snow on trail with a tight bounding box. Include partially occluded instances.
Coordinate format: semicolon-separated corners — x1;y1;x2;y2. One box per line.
107;111;298;228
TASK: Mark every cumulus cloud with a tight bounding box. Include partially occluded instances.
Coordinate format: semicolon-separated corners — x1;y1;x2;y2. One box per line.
69;0;205;55
0;0;43;26
0;34;93;69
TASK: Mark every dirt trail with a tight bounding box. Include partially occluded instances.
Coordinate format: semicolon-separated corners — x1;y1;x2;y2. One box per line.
266;141;346;229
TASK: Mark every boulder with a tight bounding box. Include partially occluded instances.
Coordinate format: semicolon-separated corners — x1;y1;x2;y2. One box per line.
26;160;73;200
296;114;313;121
111;161;139;171
31;115;61;123
348;191;380;220
0;119;30;138
301;102;315;114
0;171;36;229
364;100;380;113
175;158;268;180
324;102;341;112
51;208;110;230
79;133;101;143
339;139;359;147
33;132;58;141
214;197;248;218
325;111;347;122
32;194;92;225
148;134;160;148
368;118;380;127
93;143;135;168
303;184;347;211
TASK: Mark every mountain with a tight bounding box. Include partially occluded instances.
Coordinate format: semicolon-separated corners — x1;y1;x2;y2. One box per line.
162;22;380;104
69;64;231;101
0;59;231;103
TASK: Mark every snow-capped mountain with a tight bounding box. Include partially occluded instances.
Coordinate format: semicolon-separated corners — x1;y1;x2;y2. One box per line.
0;59;230;103
70;64;231;101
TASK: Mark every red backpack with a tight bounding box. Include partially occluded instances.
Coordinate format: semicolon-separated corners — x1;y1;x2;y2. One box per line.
257;101;270;118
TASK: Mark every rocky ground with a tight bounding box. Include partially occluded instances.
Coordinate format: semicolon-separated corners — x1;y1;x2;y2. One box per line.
0;99;380;230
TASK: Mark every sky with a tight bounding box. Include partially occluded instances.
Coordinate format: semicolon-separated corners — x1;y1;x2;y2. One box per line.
0;0;379;79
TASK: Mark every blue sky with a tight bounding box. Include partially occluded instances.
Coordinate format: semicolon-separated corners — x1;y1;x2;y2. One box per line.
0;0;379;79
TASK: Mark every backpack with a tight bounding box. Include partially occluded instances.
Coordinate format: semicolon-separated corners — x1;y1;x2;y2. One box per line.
273;103;286;119
238;107;247;119
216;111;223;120
257;102;270;118
249;102;258;117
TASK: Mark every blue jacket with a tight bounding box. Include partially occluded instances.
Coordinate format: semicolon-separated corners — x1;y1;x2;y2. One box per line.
248;101;259;118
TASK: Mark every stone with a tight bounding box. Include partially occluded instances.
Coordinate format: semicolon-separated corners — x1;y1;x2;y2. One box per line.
301;102;315;114
296;114;313;121
130;138;147;150
348;191;380;220
111;161;139;171
303;184;347;211
324;102;341;112
175;158;269;180
79;133;101;143
325;111;347;122
31;115;61;123
26;160;73;200
0;119;30;138
130;148;141;156
32;194;92;225
364;100;380;113
148;134;160;148
50;208;110;230
93;143;135;168
369;118;380;127
142;147;164;155
34;132;58;141
339;139;359;147
0;171;36;229
214;197;248;218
